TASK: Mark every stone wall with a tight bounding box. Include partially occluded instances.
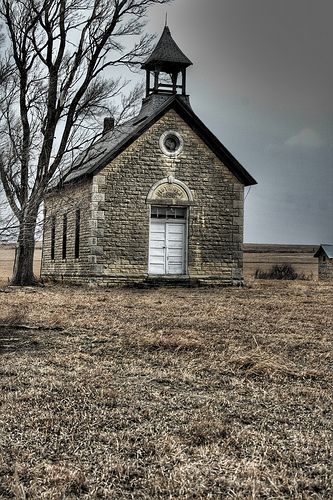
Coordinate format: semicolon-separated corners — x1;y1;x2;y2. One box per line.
89;109;244;285
318;256;333;281
41;182;92;279
42;108;245;286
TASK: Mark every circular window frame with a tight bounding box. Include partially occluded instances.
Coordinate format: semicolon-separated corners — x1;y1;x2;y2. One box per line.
159;130;184;157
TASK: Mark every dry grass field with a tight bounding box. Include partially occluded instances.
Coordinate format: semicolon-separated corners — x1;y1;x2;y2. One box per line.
0;281;332;498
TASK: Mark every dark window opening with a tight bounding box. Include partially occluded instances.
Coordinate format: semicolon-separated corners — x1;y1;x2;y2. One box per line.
164;135;180;152
51;216;56;260
75;209;80;258
62;213;67;260
174;208;186;219
151;206;186;220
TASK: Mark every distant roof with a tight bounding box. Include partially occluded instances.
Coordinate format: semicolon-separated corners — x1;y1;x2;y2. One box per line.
314;244;333;258
50;93;257;190
142;26;192;71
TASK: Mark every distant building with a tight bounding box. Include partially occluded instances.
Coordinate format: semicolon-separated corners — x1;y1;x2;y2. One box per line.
41;26;256;286
314;245;333;281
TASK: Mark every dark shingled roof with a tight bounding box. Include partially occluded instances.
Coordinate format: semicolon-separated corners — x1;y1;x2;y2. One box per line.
51;94;257;190
142;26;192;71
314;244;333;259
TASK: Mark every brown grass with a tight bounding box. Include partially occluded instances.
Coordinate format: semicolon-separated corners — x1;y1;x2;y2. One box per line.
0;281;332;498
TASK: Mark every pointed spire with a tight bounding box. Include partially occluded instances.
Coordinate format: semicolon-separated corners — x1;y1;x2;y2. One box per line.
143;26;192;98
142;26;192;71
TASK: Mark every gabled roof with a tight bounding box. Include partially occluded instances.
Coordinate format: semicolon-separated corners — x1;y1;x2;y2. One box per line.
314;244;333;259
52;93;257;189
142;26;192;71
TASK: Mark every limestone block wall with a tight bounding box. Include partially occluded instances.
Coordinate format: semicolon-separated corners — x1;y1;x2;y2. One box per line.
318;257;333;280
41;108;246;285
41;181;93;279
91;109;244;284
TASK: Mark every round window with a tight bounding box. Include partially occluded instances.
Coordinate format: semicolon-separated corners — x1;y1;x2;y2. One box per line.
164;135;180;153
159;131;183;157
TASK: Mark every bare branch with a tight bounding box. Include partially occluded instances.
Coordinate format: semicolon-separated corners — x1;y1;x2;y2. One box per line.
0;0;172;283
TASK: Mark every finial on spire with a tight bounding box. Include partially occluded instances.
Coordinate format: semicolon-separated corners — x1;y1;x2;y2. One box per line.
165;12;168;27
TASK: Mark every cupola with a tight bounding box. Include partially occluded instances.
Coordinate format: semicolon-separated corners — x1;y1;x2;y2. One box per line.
142;26;192;98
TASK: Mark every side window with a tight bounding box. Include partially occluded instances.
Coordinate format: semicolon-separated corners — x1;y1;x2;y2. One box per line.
62;213;67;260
51;216;56;261
75;209;80;258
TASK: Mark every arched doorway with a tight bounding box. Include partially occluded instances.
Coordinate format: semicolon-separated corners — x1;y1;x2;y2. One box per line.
149;206;187;275
147;177;193;276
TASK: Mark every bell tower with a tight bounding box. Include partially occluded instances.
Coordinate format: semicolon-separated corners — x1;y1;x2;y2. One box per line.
142;26;192;98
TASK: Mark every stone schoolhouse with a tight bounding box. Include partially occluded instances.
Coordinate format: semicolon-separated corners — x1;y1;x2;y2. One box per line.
41;26;256;286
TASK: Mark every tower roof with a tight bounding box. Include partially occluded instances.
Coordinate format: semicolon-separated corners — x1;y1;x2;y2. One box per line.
142;26;192;71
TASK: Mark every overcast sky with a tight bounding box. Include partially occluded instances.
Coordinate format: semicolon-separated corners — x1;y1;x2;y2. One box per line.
145;0;333;244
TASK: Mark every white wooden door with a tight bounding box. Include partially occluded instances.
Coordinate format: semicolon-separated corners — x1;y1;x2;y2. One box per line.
149;221;166;275
166;223;185;274
149;221;186;275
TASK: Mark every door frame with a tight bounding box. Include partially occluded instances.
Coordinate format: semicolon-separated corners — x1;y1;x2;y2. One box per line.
148;205;189;276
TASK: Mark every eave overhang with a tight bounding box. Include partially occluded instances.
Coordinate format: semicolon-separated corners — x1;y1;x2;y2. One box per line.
52;95;257;191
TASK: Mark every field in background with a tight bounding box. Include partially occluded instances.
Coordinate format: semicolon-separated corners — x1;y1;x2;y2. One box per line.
0;243;42;282
0;242;319;281
0;281;332;498
243;243;318;279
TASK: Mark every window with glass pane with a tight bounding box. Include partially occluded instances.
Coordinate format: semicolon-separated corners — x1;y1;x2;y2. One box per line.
62;213;67;260
51;216;56;260
151;206;186;219
166;207;176;218
75;209;80;258
151;206;159;218
175;208;186;219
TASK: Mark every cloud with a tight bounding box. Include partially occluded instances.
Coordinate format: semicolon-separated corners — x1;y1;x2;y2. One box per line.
285;128;323;149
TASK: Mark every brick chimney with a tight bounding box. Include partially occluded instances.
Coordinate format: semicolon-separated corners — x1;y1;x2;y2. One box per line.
103;117;115;135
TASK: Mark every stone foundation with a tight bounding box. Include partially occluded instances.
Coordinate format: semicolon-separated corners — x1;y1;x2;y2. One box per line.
42;273;243;287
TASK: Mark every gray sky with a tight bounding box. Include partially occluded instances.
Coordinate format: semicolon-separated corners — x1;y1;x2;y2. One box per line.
146;0;333;244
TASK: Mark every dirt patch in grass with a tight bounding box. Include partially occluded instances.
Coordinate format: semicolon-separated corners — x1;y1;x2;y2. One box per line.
0;281;332;498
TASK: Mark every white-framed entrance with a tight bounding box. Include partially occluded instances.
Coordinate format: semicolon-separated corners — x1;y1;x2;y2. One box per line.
149;206;187;275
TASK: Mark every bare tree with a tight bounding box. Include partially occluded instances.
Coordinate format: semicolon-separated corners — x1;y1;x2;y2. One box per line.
0;0;170;285
0;189;17;241
0;26;17;243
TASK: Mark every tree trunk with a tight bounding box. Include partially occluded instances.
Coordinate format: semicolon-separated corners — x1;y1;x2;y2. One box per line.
11;208;38;286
